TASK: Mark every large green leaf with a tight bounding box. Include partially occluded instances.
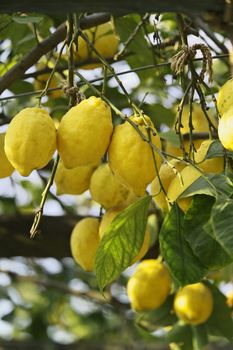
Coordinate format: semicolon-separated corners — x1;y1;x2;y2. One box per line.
205;282;233;343
94;196;152;291
204;139;233;160
184;195;232;269
211;199;233;258
159;203;206;286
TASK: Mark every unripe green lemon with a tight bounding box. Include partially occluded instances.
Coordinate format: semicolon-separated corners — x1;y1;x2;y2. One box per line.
99;206;150;263
55;160;98;195
58;97;113;168
70;217;100;272
217;78;233;116
174;283;213;325
89;163;130;209
5;107;57;177
127;259;171;311
0;133;14;178
218;107;233;151
108;115;162;196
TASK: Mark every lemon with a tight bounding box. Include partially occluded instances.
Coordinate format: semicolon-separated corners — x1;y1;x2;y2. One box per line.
89;163;130;209
99;206;150;263
75;22;119;69
194;139;224;173
108;115;162;196
174;283;213;325
5;107;57;177
127;259;171;311
218;107;233;151
226;290;233;308
217;78;233;116
54;160;98;195
58;96;113;168
0;133;14;178
151;159;185;212
167;165;201;212
70;217;100;271
165;104;217;157
34;64;63;99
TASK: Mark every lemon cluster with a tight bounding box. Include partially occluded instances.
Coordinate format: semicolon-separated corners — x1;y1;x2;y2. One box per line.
127;261;213;325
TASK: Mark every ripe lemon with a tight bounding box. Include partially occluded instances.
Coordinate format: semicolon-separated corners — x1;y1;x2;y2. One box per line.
218;107;233;151
165;104;217;157
34;63;63;99
89;163;130;209
75;22;119;69
174;283;213;325
57;97;113;168
127;259;171;311
70;217;100;271
226;290;233;308
54;160;98;195
99;206;150;263
0;133;14;178
151;159;185;213
194;139;224;173
5;107;57;176
217;78;233;116
108;115;162;196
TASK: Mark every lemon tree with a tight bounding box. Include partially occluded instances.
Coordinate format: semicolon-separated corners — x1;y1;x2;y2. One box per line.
0;7;233;350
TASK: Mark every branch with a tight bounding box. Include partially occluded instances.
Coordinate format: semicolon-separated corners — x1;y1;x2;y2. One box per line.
0;0;228;15
0;13;111;94
0;214;80;258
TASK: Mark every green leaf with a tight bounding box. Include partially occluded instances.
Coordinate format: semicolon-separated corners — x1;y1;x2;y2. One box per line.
205;282;233;343
94;196;152;291
204;140;225;160
136;295;177;331
166;323;193;350
180;174;233;200
159;203;206;286
184;195;232;269
211;199;233;258
12;15;43;24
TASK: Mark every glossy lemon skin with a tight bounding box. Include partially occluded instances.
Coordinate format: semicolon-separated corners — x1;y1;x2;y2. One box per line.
5;107;57;177
127;259;171;311
217;78;233;116
174;283;213;325
70;218;100;272
0;133;14;178
55;160;98;195
90;163;129;209
109;115;162;196
218;108;233;151
57;97;113;168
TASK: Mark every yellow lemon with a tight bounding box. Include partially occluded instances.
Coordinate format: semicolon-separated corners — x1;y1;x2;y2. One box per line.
108;115;162;196
57;97;113;168
89;163;130;209
226;290;233;308
127;259;171;311
151;159;186;213
0;133;14;178
70;217;100;271
34;73;63;99
217;78;233;116
218;107;233;151
167;165;201;212
174;283;213;325
194;139;224;173
54;160;98;195
99;206;150;263
5;107;57;177
75;21;119;69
